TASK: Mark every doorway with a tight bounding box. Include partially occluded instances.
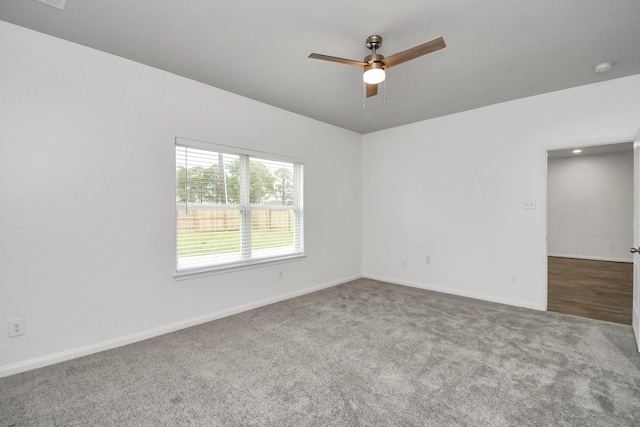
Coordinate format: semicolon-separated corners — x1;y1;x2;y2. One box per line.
546;142;634;324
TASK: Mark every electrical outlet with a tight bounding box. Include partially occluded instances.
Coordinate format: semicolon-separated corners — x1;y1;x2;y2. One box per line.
402;261;406;269
278;271;284;281
523;200;536;210
608;244;615;251
425;256;431;264
508;274;517;284
8;318;25;338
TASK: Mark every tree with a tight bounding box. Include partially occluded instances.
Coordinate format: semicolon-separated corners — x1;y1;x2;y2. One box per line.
249;161;276;204
176;165;190;203
274;167;294;205
225;161;240;203
176;165;222;204
179;159;278;205
216;153;228;204
225;160;276;204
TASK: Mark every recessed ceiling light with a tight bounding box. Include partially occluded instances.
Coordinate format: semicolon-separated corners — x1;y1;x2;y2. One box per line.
573;149;582;154
594;62;612;73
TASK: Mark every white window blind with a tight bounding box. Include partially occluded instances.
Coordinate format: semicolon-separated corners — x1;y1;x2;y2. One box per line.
175;139;304;276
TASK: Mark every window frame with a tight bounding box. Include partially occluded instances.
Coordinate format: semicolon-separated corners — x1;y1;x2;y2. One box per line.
174;137;305;279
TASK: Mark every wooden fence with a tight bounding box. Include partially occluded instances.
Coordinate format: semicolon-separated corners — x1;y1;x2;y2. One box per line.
177;209;293;232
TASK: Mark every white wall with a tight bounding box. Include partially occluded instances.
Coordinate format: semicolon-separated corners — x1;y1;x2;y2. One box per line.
548;151;633;262
0;22;362;375
362;74;640;310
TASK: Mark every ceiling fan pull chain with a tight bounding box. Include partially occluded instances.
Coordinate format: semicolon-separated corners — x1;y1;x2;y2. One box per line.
383;77;386;103
362;82;366;110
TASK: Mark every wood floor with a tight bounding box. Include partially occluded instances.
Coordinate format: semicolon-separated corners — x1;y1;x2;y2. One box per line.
547;256;633;324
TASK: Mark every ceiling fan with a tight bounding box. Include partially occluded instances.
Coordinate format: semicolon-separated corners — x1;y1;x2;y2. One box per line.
309;35;446;97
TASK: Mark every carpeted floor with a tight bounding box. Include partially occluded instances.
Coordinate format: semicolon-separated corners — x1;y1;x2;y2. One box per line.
1;278;639;426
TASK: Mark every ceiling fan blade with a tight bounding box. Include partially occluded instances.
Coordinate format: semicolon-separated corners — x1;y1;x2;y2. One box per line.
366;83;378;97
309;53;367;67
383;36;446;69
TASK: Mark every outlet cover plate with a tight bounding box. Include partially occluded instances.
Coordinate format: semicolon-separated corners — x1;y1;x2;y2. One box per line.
9;318;25;338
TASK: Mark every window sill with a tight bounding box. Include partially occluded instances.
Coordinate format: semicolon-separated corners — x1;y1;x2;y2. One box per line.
174;253;307;281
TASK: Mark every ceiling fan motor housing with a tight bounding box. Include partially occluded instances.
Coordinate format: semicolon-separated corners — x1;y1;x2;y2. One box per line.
364;60;385;74
364;53;385;65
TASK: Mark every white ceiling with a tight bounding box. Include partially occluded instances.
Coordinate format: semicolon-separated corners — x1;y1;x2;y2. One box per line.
1;0;639;134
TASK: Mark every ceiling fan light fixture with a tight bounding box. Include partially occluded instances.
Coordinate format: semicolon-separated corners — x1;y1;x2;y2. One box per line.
363;62;385;84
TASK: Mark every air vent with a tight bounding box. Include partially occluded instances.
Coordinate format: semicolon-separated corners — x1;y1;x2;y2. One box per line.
35;0;66;10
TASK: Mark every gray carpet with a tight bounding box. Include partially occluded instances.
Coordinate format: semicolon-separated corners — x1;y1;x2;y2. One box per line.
1;278;639;426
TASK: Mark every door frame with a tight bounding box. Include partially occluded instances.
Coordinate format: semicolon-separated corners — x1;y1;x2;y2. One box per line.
541;134;637;343
633;130;640;351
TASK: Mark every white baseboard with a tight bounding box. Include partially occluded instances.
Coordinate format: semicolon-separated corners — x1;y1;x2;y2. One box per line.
363;274;545;312
547;253;633;263
0;274;362;378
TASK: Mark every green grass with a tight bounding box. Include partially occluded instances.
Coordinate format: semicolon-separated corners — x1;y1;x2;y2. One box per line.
178;229;294;257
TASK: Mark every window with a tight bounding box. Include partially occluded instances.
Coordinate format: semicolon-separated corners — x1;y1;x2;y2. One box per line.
175;138;304;277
